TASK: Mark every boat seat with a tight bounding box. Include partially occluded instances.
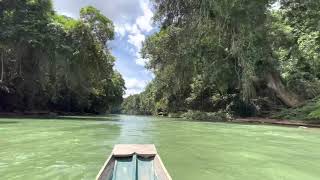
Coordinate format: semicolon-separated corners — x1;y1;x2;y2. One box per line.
112;155;158;180
96;144;171;180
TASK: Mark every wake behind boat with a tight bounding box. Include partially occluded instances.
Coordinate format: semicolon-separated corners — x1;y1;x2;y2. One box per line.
96;144;172;180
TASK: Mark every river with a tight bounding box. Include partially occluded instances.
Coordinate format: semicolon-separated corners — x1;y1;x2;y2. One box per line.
0;115;320;180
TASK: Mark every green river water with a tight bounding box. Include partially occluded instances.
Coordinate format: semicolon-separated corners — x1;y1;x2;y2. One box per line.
0;115;320;180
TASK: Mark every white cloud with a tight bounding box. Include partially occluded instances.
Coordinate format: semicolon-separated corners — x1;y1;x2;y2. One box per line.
124;89;143;97
125;77;147;89
114;23;140;38
134;51;149;66
128;33;145;50
135;57;148;66
136;1;153;32
52;0;142;23
113;0;154;67
127;24;140;34
113;0;154;39
129;48;136;55
140;69;155;79
123;77;149;97
114;24;126;38
142;69;154;77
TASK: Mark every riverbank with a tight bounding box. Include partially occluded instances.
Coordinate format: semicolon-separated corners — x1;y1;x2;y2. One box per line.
1;111;320;128
0;111;99;118
170;111;320;128
172;110;320;128
232;118;320;128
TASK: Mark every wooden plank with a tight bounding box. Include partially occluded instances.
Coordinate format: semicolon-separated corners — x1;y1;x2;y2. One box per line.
137;156;156;180
113;144;157;157
112;156;135;180
96;155;115;180
154;155;172;180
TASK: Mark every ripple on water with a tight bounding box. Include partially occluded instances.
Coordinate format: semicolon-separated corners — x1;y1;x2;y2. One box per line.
0;116;320;180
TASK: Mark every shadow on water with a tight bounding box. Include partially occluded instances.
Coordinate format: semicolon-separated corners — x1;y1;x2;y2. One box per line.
56;115;121;122
0;121;19;124
167;117;320;129
161;117;226;124
0;114;122;122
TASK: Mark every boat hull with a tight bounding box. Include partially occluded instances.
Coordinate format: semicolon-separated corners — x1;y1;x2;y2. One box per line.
96;144;172;180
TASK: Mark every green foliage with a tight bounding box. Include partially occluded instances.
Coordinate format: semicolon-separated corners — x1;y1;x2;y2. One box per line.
309;104;320;120
52;15;78;30
123;0;319;119
181;110;231;122
137;0;280;115
80;6;115;44
268;1;320;99
0;1;125;114
273;97;320;121
121;83;156;115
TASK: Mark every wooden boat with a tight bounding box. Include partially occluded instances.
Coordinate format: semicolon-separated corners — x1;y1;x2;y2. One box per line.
96;144;172;180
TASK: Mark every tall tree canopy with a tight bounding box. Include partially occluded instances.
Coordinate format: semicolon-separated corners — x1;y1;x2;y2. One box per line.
0;0;125;114
122;0;320;117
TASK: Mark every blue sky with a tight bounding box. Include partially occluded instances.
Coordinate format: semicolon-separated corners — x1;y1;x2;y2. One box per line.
52;0;156;97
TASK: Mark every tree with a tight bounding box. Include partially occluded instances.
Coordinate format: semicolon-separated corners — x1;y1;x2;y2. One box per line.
123;0;320;116
0;1;125;114
268;1;320;99
80;6;115;45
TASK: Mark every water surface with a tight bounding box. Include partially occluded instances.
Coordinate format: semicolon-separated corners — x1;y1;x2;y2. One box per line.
0;115;320;180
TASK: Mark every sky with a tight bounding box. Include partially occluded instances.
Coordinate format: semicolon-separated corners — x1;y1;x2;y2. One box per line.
52;0;156;97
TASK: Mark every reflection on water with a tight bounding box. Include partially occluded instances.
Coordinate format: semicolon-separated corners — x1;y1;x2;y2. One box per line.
0;115;320;180
116;115;156;144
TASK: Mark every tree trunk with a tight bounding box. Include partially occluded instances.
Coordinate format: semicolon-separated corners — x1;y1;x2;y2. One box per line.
49;53;57;103
0;50;4;82
49;52;57;88
265;72;303;107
